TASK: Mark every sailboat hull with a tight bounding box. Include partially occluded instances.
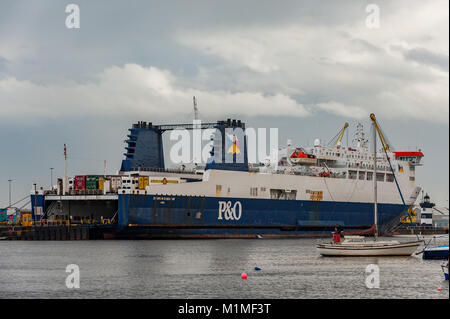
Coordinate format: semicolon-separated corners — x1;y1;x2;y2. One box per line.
317;241;422;256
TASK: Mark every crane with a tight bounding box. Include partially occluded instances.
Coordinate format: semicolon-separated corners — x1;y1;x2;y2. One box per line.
369;114;393;152
370;114;418;235
328;122;349;146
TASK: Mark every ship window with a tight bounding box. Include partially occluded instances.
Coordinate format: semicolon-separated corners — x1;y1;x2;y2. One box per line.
270;189;297;200
348;170;357;180
216;185;222;192
386;174;394;182
260;187;266;192
367;172;373;181
250;187;258;197
409;176;415;181
358;172;365;180
376;173;385;182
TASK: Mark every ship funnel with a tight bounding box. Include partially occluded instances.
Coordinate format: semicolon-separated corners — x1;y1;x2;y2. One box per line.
205;119;248;172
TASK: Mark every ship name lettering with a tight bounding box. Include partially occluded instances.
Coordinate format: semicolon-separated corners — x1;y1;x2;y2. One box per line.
218;201;242;220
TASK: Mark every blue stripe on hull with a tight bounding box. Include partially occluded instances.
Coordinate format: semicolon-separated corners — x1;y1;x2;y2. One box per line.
118;194;405;237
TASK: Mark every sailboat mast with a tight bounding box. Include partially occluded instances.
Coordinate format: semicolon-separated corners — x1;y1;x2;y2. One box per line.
372;121;378;240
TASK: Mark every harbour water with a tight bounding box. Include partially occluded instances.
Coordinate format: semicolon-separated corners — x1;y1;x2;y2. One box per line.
0;237;448;299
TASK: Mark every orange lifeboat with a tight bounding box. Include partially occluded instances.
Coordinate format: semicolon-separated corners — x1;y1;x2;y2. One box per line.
289;150;317;165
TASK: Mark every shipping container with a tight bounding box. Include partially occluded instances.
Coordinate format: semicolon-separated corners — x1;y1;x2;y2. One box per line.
0;209;8;223
74;175;86;190
103;180;111;193
7;214;17;225
98;177;105;190
86;176;99;190
111;177;122;191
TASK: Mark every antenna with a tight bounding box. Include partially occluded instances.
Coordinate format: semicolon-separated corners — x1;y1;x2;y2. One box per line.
193;96;199;120
64;144;68;195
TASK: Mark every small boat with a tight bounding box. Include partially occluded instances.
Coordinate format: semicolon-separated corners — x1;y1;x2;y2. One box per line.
317;114;423;257
423;245;449;260
442;261;449;281
317;236;422;257
418;235;449;260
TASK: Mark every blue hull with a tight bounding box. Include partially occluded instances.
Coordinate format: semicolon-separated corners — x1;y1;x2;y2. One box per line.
117;194;406;238
423;246;449;260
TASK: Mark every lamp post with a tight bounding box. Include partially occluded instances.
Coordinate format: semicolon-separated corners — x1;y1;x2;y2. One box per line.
50;168;54;190
7;179;12;207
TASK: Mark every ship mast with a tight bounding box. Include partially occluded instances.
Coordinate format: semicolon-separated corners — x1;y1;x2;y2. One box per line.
372;120;378;240
193;96;199;121
64;144;68;195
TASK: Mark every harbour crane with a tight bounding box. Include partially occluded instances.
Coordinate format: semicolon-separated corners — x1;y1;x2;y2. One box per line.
328;122;349;146
370;113;417;234
369;114;393;152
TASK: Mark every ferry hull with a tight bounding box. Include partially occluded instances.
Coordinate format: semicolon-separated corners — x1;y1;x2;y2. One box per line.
117;194;407;238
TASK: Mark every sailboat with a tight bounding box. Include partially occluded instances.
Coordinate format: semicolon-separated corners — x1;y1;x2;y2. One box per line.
317;114;423;257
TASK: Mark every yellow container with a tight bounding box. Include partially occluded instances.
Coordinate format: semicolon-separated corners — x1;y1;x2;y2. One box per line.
21;213;33;227
143;176;149;188
138;176;144;190
98;177;105;190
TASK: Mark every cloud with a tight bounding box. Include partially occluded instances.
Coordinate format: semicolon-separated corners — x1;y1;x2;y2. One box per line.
176;5;449;123
316;102;366;119
402;47;448;71
0;64;310;123
0;55;7;74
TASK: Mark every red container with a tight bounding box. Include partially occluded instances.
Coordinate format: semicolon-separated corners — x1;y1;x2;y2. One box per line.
74;175;86;190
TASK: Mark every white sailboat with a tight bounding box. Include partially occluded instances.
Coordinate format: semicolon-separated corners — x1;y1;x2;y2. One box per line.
317;114;423;257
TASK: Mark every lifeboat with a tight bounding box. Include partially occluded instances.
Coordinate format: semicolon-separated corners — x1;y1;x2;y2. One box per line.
289;149;317;165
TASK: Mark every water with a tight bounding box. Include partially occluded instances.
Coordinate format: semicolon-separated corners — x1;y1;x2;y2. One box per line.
0;237;448;299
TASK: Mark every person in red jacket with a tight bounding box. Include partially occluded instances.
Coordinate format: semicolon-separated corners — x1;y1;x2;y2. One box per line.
333;227;341;243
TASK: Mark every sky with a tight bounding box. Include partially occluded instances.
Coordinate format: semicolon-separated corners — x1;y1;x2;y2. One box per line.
0;0;448;207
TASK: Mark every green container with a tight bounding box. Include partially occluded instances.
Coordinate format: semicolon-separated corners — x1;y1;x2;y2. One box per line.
86;176;99;190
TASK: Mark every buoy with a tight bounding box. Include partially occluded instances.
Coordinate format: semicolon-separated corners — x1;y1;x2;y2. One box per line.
241;273;248;280
254;267;261;271
437;287;442;291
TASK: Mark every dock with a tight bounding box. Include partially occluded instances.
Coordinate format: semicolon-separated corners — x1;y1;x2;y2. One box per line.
0;224;116;241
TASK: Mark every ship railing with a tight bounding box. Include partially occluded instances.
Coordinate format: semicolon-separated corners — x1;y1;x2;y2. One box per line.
269;169;348;179
347;163;390;171
32;219;70;226
67;189;106;196
131;167;202;175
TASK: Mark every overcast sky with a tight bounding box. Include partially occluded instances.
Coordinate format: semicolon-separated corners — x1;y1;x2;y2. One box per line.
0;0;448;207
